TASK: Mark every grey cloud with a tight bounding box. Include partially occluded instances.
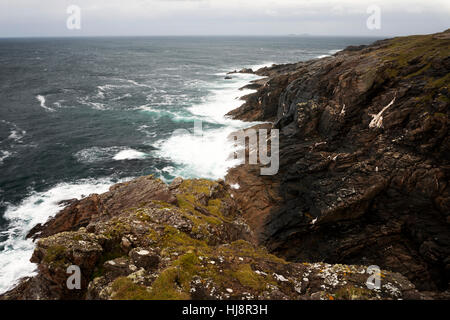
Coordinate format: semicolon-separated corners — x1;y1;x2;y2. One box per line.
0;0;448;37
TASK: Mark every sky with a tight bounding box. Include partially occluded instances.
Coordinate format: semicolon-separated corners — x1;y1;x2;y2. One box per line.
0;0;449;37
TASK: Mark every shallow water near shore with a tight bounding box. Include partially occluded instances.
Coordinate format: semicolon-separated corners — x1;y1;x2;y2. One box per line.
0;35;379;293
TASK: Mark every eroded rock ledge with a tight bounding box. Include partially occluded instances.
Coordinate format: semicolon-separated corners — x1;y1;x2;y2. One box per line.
225;30;450;294
0;176;424;300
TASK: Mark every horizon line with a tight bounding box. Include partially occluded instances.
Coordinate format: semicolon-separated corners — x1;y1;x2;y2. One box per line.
0;34;394;40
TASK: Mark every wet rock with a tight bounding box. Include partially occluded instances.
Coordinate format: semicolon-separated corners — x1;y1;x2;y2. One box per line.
226;29;450;292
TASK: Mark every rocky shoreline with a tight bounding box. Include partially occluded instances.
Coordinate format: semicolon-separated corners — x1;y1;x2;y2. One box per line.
0;176;426;300
226;29;450;295
1;30;449;300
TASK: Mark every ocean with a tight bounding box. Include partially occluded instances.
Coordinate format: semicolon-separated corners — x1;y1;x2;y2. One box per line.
0;35;378;293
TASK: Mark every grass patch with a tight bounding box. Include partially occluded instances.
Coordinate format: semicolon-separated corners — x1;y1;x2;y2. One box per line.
111;277;153;300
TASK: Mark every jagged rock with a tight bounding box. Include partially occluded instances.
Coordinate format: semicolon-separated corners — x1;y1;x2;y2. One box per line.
0;177;426;300
27;175;177;240
226;30;450;292
2;31;449;301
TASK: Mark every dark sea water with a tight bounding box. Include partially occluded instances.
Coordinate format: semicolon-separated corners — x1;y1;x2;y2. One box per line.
0;36;378;292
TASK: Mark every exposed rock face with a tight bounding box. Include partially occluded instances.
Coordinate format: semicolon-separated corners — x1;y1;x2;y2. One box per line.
226;30;450;292
2;30;448;300
27;175;177;240
0;176;425;300
0;176;428;299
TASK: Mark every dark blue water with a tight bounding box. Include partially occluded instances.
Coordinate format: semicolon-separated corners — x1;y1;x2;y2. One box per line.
0;36;379;292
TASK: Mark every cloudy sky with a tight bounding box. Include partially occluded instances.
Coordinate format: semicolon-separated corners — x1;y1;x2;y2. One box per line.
0;0;449;37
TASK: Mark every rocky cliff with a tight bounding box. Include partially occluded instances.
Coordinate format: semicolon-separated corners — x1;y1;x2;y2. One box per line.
1;30;449;300
0;176;425;300
226;30;450;294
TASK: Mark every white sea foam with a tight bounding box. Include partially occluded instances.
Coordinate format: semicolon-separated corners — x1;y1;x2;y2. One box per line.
137;104;198;122
8;129;26;143
74;146;120;163
3;121;26;143
329;49;343;55
154;66;267;180
111;93;132;101
113;149;147;161
96;84;133;99
154;126;242;179
248;61;276;71
187;70;267;125
53;101;63;109
78;96;107;110
137;125;157;138
75;146;147;163
36;95;55;112
125;79;153;89
0;150;12;164
0;178;123;294
315;49;343;59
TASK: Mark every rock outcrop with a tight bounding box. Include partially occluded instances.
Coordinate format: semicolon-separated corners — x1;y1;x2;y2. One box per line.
225;30;450;293
0;176;425;300
2;30;449;300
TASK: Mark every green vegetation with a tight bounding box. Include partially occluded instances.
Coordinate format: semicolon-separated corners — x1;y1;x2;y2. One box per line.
333;286;374;300
231;264;266;291
42;245;67;267
103;219;132;239
111;277;153;300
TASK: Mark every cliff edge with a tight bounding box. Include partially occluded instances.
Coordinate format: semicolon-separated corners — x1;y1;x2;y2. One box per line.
225;29;450;293
1;30;449;300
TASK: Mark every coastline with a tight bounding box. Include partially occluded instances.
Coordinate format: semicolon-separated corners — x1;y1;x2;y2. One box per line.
1;29;449;299
0;61;273;294
226;29;450;295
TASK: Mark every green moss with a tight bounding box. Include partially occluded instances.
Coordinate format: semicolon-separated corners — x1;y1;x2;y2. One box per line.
150;200;174;209
135;209;153;223
111;277;153;300
175;179;235;228
146;252;201;300
173;252;200;289
372;34;450;91
43;245;67;267
176;194;196;212
146;228;160;242
147;267;191;300
71;234;84;241
333;286;374;300
179;179;215;195
103;219;132;239
206;199;223;217
160;226;208;257
203;215;222;226
383;35;449;67
224;240;288;265
231;264;266;291
426;73;450;90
